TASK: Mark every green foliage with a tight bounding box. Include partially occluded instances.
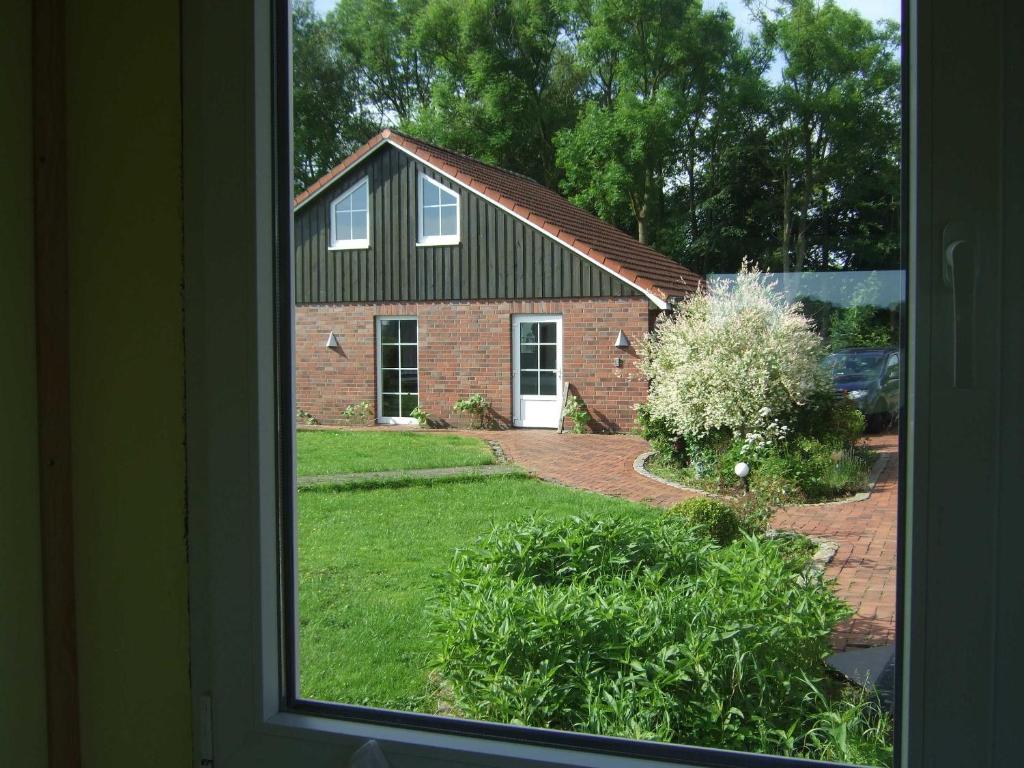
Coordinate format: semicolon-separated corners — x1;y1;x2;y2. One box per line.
409;405;432;427
297;408;320;426
751;439;869;502
453;393;491;428
295;429;494;475
793;389;866;448
634;401;686;463
561;394;591;434
433;513;874;758
829;304;896;349
339;400;374;425
668;497;739;546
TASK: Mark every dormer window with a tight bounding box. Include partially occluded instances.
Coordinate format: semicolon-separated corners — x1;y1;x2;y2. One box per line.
417;173;460;246
329;177;369;249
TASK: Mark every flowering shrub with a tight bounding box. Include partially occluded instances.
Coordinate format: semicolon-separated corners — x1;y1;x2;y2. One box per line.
639;263;828;446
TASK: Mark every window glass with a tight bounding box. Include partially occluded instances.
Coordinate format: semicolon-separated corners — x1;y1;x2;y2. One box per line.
331;178;369;246
291;2;904;765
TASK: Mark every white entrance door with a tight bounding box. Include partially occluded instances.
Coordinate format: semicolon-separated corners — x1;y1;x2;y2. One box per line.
512;315;563;428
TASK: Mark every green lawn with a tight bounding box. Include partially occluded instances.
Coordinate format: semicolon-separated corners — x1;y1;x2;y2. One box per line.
297;473;660;707
296;429;494;476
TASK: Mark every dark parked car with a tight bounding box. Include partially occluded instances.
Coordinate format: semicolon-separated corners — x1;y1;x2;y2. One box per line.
823;347;901;431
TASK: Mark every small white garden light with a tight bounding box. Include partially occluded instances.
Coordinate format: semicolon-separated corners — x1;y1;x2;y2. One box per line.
735;461;750;493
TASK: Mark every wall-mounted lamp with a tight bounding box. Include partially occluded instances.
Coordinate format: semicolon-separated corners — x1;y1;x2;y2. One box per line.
614;330;630;349
325;331;340;349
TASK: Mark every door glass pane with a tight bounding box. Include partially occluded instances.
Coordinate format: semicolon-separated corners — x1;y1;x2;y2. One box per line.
538;370;557;395
519;344;538;370
520;371;538;395
520;323;537;344
400;345;417;368
400;394;419;418
400;320;417;343
380;319;399;344
380;394;400;418
538;322;556;343
381;369;399;393
539;344;556;370
400;370;418;393
381;345;399;369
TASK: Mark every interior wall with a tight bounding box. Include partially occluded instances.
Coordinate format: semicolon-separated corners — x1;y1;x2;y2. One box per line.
0;1;49;765
65;1;191;765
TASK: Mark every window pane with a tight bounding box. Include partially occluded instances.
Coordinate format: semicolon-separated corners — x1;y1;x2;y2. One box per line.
439;203;457;236
400;345;417;368
400;370;418;394
538;322;557;343
351;180;368;210
539;344;556;370
519;371;538;395
520;323;537;343
334;210;350;242
381;345;399;368
519;344;538;370
399;320;417;343
422;206;440;238
351;211;367;241
538;370;557;395
421;177;439;206
400;394;419;418
380;320;399;343
381;369;399;393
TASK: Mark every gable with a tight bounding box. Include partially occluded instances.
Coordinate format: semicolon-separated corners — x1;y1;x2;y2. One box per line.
293;144;644;305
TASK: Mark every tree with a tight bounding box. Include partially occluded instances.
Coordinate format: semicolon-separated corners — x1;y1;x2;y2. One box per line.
408;0;585;187
756;0;900;271
292;0;379;190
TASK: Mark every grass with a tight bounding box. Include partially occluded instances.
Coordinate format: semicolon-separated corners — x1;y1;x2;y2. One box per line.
297;472;661;707
296;429;494;476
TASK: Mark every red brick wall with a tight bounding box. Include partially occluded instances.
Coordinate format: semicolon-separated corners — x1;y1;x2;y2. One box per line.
295;297;653;432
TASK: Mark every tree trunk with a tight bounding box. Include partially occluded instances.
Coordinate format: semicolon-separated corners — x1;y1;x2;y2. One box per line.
781;161;792;272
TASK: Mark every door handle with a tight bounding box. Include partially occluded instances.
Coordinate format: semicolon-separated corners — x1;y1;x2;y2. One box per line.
942;222;977;389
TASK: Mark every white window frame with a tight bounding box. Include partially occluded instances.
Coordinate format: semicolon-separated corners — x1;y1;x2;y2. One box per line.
416;172;460;246
328;176;370;250
182;1;1024;767
376;316;419;425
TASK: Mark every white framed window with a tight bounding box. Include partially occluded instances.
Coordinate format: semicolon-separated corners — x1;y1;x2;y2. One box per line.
329;177;370;249
376;316;418;424
417;172;460;246
181;1;1024;767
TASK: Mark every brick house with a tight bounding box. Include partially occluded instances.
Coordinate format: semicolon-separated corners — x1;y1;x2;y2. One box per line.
294;129;702;431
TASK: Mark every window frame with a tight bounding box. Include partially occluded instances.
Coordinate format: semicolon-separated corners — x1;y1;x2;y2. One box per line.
328;176;370;250
181;0;1023;766
376;315;419;425
416;172;460;246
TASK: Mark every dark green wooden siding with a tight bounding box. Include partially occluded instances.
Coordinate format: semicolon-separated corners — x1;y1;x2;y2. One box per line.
294;144;640;304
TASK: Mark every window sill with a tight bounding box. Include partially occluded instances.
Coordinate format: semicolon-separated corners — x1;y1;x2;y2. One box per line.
416;237;460;247
328;240;369;251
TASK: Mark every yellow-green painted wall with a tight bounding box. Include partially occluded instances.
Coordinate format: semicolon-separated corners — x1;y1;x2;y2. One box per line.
66;1;192;765
0;1;49;764
2;1;192;766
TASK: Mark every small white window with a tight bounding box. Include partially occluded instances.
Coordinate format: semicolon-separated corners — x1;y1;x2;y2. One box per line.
417;173;460;246
329;177;369;249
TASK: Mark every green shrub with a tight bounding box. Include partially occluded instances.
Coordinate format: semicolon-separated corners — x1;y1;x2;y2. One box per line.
409;405;431;428
453;393;491;428
750;438;869;501
635;402;686;463
434;514;862;757
668;497;740;546
562;394;591;434
794;390;866;448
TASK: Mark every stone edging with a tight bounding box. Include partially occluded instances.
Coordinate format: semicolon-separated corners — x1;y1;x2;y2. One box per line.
633;450;889;507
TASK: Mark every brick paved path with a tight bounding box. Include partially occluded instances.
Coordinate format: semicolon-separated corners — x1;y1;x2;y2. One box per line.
475;429;898;649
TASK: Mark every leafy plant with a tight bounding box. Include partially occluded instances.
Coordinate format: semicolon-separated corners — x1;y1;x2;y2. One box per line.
453;393;491;429
433;513;874;760
561;394;591;434
409;405;432;428
339;400;374;426
297;408;320;426
668;497;740;546
634;402;687;464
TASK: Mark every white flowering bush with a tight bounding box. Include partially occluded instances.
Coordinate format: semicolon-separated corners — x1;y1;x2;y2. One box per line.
639;263;828;448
